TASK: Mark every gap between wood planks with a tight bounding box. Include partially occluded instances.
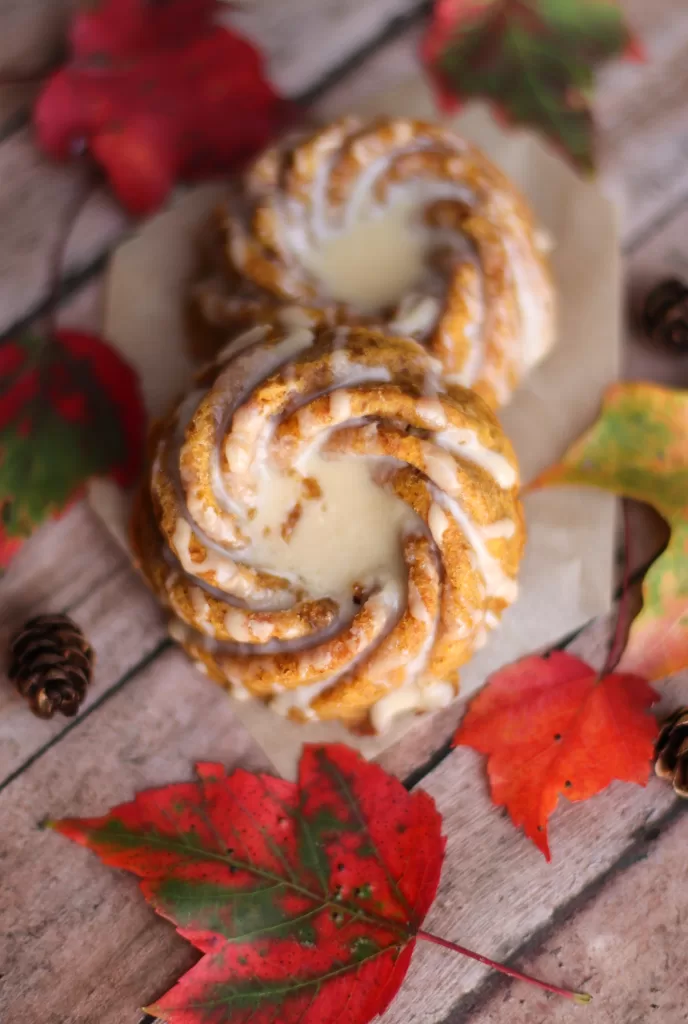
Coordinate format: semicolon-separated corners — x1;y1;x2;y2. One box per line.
114;556;669;1024
129;681;686;1024
0;3;429;346
0;33;678;818
437;798;687;1024
2;0;688;346
0;0;679;806
133;802;688;1024
0;640;170;797
2;6;687;1022
624;185;688;256
0;530;661;803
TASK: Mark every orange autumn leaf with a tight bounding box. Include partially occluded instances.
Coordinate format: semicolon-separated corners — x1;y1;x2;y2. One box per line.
531;382;688;681
453;652;658;859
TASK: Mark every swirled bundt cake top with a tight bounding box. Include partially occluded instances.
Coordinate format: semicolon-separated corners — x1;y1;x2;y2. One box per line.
133;314;525;732
192;116;556;409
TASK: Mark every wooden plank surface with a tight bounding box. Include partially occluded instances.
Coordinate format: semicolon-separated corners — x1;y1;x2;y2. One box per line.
1;612;685;1024
1;1;688;1023
229;0;424;96
0;646;270;1024
0;0;423;340
472;809;688;1024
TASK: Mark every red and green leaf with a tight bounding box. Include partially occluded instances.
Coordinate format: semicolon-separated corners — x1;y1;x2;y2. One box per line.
0;329;145;567
423;0;641;171
49;743;595;1017
50;745;445;1024
35;0;287;214
453;653;658;859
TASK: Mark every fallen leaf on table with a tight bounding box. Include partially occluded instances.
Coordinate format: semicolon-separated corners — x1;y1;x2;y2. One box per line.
531;382;688;682
52;744;444;1024
423;0;642;172
0;329;145;569
35;0;286;215
453;652;658;859
48;743;590;1021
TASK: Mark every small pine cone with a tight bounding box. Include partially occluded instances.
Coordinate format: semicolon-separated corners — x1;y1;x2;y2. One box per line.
655;707;688;798
642;278;688;354
8;614;94;719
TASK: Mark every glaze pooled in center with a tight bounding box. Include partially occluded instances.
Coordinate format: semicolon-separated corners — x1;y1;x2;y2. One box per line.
134;320;526;732
241;448;417;601
299;201;429;313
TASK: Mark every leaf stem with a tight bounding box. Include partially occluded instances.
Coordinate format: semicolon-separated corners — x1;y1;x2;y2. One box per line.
603;499;632;676
0;49;63;88
43;166;98;339
417;930;592;1004
0;71;51;87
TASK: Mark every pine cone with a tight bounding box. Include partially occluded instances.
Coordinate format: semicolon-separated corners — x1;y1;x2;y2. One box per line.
655;707;688;798
642;278;688;354
8;614;94;719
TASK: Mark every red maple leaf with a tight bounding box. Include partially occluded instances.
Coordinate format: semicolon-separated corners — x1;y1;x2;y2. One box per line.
453;653;659;860
48;744;589;1021
34;0;287;215
0;329;145;569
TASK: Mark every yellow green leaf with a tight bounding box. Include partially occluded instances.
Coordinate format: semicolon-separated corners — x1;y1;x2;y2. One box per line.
530;382;688;681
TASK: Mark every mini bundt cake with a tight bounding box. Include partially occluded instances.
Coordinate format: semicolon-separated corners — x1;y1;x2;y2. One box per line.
191;116;555;408
132;316;525;731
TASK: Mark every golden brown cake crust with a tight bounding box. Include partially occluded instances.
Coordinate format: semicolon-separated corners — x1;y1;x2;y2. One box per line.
132;319;526;731
190;116;555;408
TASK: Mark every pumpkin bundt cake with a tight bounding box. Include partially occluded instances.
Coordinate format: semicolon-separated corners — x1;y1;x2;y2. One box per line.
132;317;525;731
191;116;555;409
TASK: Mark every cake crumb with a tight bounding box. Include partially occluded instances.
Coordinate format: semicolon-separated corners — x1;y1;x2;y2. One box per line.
302;476;322;500
281;503;303;542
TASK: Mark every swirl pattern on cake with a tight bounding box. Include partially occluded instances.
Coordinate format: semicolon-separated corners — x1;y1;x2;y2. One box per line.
192;116;555;408
132;317;525;731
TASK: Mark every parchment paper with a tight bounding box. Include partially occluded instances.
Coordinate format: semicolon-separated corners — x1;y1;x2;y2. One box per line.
89;76;621;778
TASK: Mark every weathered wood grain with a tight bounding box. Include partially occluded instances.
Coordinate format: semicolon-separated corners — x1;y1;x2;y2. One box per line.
311;21;425;114
0;0;425;340
0;612;684;1024
466;807;688;1024
0;0;68;77
0;276;172;785
0;0;67;135
598;0;688;244
229;0;424;96
0;81;40;141
1;0;686;344
0;518;168;788
0;132;127;337
0;646;271;1024
1;5;688;1022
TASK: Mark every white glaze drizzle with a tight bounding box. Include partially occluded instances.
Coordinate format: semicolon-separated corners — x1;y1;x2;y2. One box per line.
162;314;520;731
266;121;553;397
434;426;517;488
438;493;518;603
415;397;448;429
370;680;455;734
